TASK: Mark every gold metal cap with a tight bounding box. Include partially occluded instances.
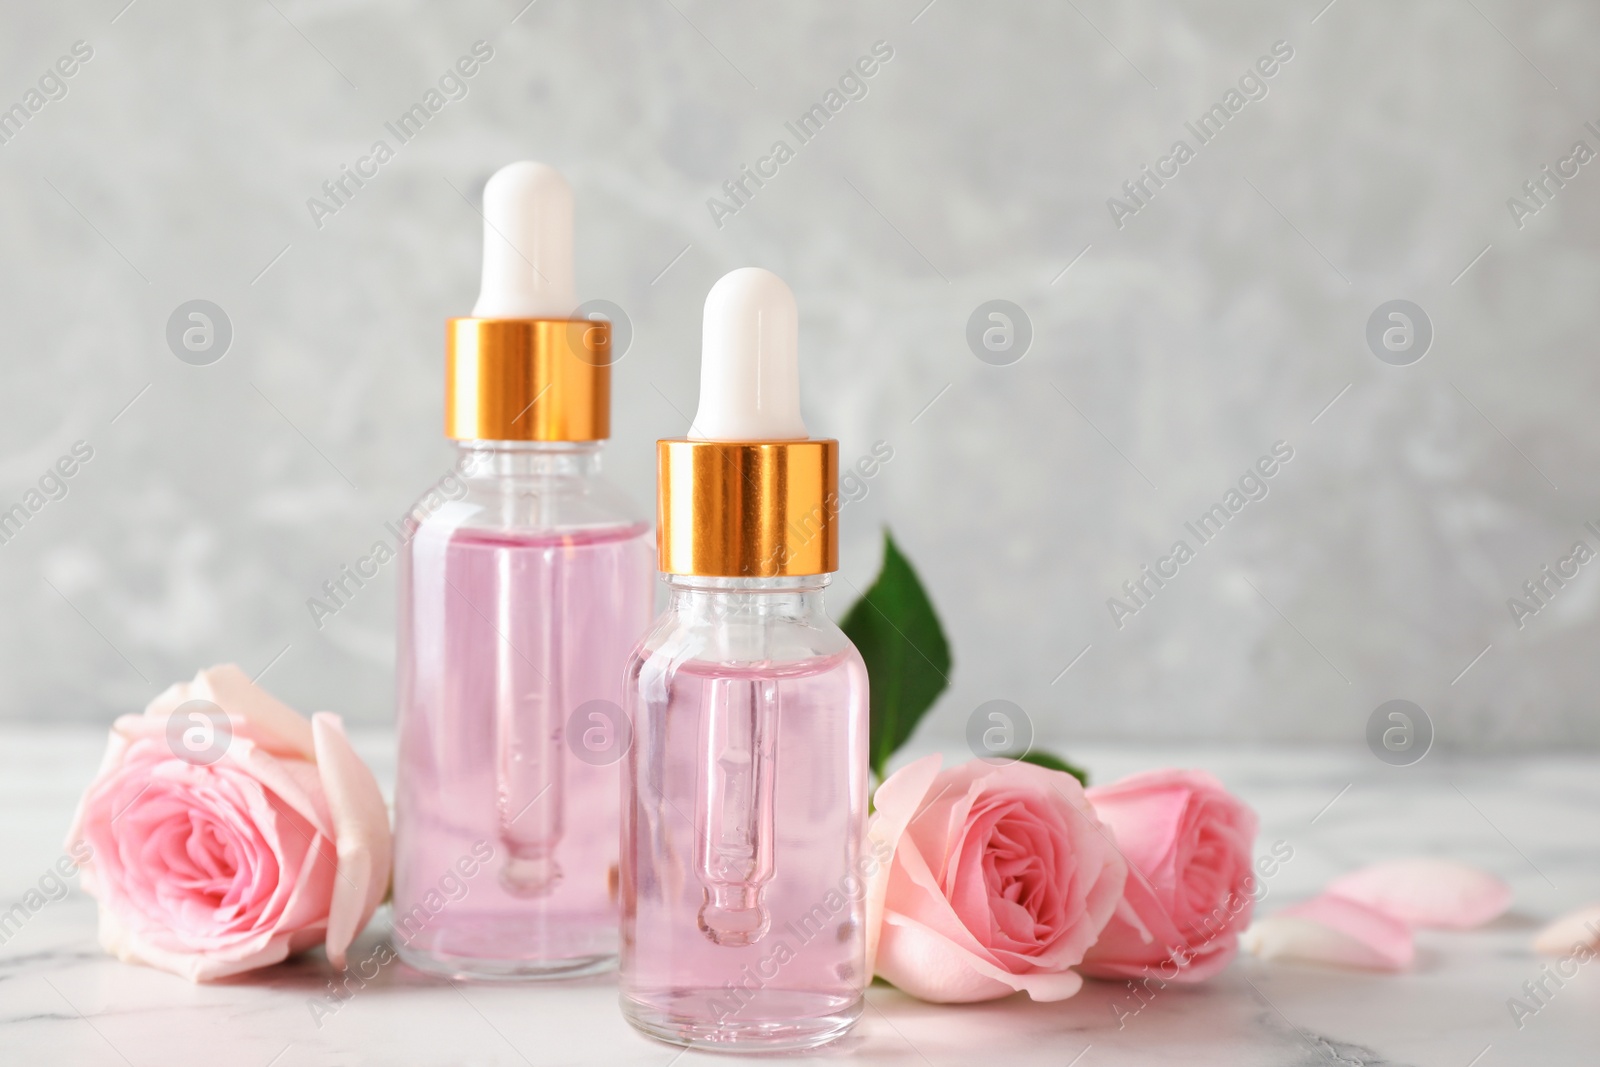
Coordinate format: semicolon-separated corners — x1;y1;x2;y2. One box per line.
445;318;610;441
657;439;839;577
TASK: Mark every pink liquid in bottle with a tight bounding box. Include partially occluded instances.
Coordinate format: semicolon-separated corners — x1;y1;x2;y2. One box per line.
396;508;653;979
621;587;870;1050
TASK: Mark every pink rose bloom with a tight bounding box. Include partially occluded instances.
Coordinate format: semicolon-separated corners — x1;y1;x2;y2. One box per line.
65;665;392;982
1079;769;1259;983
864;754;1127;1003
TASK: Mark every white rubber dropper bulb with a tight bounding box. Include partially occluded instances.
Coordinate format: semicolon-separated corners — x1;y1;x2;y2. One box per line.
471;161;578;318
688;267;808;441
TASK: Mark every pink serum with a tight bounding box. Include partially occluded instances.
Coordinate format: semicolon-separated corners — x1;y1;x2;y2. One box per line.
393;162;653;979
620;268;870;1049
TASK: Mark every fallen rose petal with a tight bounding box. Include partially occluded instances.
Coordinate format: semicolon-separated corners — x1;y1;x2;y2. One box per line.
1326;857;1511;929
1240;893;1414;971
1533;904;1600;956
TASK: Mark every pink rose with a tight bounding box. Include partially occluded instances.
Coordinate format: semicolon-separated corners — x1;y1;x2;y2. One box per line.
864;755;1127;1003
1079;769;1259;983
65;665;392;982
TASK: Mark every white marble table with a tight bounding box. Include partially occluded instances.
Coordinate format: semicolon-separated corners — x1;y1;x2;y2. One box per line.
3;727;1596;1067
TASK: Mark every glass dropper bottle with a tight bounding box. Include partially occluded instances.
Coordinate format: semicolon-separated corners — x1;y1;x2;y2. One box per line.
392;162;653;980
619;268;870;1050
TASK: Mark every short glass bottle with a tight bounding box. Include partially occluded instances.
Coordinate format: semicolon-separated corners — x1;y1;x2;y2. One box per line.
394;440;653;979
620;572;870;1050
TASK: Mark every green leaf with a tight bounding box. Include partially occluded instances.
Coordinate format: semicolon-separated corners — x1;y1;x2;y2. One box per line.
841;530;952;780
1010;749;1089;786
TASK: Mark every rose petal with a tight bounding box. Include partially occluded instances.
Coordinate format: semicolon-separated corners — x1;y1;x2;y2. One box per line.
879;783;1004;967
151;664;316;760
1241;893;1413;971
1078;863;1242;982
312;712;393;968
1086;770;1203;887
1533;904;1600;956
865;754;943;972
877;912;1085;1003
223;738;335;841
96;898;308;982
1324;857;1511;930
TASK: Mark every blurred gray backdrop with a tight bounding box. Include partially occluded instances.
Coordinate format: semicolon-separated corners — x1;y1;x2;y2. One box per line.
3;0;1597;750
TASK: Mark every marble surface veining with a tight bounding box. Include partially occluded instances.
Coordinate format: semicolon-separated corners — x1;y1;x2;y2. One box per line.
3;728;1596;1066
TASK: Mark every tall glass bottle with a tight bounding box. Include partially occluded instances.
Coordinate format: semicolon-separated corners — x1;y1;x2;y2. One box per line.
621;268;870;1050
393;162;653;979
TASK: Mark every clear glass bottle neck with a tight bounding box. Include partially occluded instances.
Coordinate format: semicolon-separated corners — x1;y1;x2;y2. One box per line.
666;574;831;621
455;439;605;479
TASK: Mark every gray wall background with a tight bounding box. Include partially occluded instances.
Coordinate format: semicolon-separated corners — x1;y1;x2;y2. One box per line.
2;0;1597;750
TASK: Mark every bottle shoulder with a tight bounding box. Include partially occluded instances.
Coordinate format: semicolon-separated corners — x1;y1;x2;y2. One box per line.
629;599;861;673
405;468;647;539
